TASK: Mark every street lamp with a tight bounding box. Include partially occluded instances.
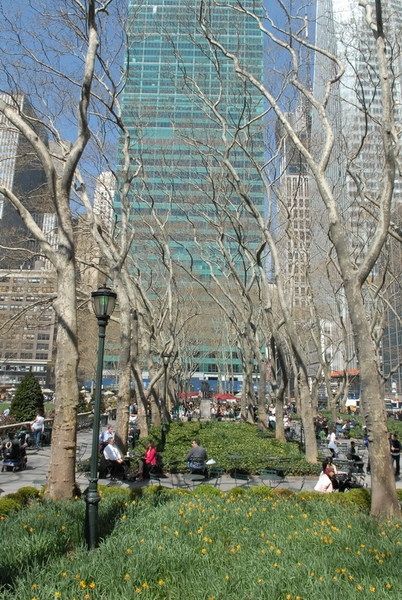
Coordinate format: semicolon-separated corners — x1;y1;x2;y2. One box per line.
85;285;117;550
162;353;170;422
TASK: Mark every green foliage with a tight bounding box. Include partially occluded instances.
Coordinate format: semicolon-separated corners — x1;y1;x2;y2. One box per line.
326;488;371;510
297;488;371;511
0;497;22;517
12;486;42;506
192;484;223;498
10;373;44;422
2;491;401;600
0;494;128;589
158;421;317;475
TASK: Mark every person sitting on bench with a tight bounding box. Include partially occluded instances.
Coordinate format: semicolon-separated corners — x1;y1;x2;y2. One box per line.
103;438;127;480
186;438;207;474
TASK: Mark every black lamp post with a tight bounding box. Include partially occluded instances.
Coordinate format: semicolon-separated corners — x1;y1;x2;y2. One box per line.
162;353;170;423
85;285;117;550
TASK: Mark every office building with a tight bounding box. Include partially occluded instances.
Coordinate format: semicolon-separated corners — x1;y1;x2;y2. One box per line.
276;107;311;308
0;92;55;269
93;171;115;234
115;1;266;385
312;0;402;387
119;0;265;277
0;269;56;386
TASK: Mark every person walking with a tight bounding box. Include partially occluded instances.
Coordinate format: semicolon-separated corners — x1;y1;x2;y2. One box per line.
390;433;400;479
31;410;45;450
327;429;338;458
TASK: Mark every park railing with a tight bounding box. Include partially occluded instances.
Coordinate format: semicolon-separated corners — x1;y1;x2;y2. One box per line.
0;411;100;441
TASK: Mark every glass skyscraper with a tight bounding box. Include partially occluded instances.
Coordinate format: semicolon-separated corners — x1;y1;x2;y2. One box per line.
312;0;402;389
119;0;265;278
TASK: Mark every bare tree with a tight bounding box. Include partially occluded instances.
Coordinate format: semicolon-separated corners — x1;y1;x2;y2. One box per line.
0;0;119;499
197;0;400;516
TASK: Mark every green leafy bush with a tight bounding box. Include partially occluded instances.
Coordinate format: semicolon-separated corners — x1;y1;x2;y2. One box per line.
326;488;371;511
12;486;42;505
192;484;223;498
0;497;22;517
157;421;317;475
10;372;44;422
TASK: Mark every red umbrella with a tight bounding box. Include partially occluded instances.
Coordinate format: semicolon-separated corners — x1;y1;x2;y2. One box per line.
214;393;237;401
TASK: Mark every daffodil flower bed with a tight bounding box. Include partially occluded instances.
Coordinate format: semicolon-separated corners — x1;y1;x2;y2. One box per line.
0;489;128;589
1;486;400;600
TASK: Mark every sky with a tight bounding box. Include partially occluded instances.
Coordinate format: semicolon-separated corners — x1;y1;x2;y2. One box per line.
0;0;317;185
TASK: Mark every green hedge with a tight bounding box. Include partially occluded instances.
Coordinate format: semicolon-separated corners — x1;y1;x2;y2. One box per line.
148;421;318;475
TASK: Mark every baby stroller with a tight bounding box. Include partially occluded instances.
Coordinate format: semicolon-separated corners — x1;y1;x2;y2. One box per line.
1;440;27;472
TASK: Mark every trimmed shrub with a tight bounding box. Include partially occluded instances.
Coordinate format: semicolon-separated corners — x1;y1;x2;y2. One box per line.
10;372;44;422
326;488;371;510
0;497;21;517
154;421;317;475
12;486;42;505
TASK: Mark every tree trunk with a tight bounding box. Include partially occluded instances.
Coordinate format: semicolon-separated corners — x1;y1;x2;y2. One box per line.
299;377;318;464
275;392;285;442
257;358;268;427
242;361;254;422
345;284;400;518
150;390;162;427
46;260;79;499
114;287;132;452
137;397;149;438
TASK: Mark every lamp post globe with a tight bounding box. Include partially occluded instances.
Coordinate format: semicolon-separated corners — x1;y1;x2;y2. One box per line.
91;285;117;321
85;285;116;550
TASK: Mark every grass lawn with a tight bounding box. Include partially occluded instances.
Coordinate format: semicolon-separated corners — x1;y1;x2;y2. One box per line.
1;486;400;600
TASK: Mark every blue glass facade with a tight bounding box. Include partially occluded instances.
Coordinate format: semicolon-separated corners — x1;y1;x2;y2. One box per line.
119;0;265;276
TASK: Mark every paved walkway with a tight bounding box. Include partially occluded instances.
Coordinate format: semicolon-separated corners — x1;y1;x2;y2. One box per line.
1;428;401;496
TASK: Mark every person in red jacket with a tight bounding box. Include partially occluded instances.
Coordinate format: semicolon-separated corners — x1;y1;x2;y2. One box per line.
143;441;158;479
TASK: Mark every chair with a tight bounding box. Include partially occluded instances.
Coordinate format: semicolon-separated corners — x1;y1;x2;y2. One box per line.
261;457;292;488
76;443;88;461
183;472;206;490
259;468;286;488
207;466;224;488
227;454;250;487
148;466;161;485
188;458;207;476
